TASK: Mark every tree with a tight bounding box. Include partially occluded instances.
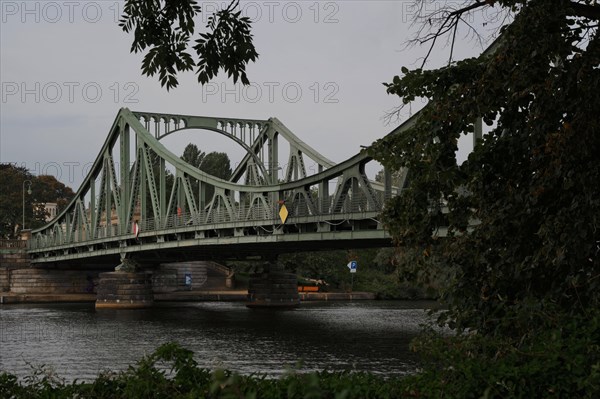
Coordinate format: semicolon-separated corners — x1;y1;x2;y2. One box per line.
374;168;408;191
181;143;205;169
0;164;33;237
120;0;258;89
180;145;231;180
27;174;76;231
144;149;175;214
198;151;232;201
33;175;76;215
0;164;75;237
180;145;232;202
370;0;600;339
181;143;205;198
200;152;232;181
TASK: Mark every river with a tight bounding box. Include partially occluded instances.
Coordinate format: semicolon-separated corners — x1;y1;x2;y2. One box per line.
0;300;438;381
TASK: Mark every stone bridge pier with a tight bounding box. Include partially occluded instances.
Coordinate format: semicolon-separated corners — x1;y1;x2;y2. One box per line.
95;260;235;309
95;271;154;309
247;259;299;308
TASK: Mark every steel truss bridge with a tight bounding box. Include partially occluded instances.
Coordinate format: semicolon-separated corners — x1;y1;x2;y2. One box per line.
28;108;411;265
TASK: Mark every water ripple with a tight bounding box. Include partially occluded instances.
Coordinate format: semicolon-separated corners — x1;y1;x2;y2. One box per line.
0;301;437;381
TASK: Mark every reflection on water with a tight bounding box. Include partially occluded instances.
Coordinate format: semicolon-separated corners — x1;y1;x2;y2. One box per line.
0;301;437;381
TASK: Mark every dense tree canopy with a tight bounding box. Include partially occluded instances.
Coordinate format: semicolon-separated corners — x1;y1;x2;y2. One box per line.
371;0;600;338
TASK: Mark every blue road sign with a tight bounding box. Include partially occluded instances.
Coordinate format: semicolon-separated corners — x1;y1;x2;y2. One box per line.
347;260;357;273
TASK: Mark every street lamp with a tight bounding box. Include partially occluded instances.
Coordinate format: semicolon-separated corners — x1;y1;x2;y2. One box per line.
22;180;32;230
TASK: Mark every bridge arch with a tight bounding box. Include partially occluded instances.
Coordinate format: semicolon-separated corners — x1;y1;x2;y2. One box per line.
156;125;270;182
134;112;271;183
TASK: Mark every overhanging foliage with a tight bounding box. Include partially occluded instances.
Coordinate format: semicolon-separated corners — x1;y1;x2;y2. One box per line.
370;0;600;337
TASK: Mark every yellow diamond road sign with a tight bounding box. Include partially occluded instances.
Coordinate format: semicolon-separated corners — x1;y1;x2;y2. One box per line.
279;204;289;224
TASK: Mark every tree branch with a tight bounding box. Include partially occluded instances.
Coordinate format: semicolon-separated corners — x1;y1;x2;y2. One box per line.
568;1;600;20
414;1;488;68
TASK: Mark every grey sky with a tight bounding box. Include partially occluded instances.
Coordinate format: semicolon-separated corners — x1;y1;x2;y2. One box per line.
0;1;498;189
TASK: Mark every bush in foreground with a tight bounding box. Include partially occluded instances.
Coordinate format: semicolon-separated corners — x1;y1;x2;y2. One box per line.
405;310;600;398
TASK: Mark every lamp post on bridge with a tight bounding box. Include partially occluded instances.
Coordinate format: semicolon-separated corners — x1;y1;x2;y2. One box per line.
22;179;32;230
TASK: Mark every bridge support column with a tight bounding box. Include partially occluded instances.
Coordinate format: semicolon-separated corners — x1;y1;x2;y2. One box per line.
96;272;153;309
247;261;299;308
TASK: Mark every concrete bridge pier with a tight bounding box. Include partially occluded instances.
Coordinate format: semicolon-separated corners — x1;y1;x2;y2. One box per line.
247;260;299;308
95;271;153;310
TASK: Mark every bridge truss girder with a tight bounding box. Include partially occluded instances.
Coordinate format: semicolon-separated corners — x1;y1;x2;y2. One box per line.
29;108;404;263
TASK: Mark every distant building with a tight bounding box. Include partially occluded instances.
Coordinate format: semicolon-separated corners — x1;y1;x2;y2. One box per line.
44;202;58;221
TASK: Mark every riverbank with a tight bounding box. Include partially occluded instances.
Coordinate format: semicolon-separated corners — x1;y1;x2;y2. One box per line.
0;290;376;304
0;293;96;304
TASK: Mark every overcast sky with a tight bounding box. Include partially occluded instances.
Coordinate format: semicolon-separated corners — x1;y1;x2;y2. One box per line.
0;1;499;189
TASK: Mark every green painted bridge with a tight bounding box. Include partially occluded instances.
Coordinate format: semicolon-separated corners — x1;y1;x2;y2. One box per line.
27;108;417;266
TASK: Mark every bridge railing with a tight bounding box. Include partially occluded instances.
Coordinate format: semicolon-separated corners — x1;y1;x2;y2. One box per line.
28;190;387;250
